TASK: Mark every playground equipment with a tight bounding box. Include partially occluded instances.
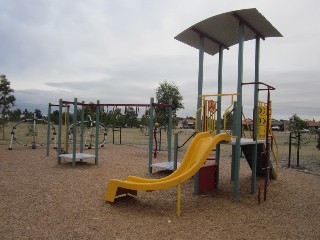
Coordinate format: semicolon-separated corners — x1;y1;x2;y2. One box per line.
49;98;173;168
112;126;121;144
153;122;159;157
67;115;108;149
105;132;231;216
174;8;282;202
8;112;56;150
103;9;282;211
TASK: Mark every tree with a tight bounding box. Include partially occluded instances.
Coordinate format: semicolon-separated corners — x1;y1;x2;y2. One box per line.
288;114;308;148
34;109;43;119
0;75;16;139
22;109;33;119
155;80;184;128
9;108;22;122
124;107;138;128
50;110;60;125
288;114;307;134
222;110;234;130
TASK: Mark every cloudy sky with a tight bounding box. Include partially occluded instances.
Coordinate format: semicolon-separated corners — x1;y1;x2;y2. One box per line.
1;0;319;120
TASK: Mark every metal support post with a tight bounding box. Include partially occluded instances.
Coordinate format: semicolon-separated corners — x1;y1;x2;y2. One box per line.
57;99;63;164
95;100;100;165
72;98;78;167
168;99;173;162
194;36;205;195
46;103;51;156
251;37;260;193
216;45;223;186
80;101;85;154
233;21;245;202
148;97;154;174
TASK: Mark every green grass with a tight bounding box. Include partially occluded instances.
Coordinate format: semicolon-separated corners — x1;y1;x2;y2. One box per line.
1;122;319;171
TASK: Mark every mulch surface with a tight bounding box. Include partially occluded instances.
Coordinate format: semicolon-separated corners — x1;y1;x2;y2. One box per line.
1;143;319;239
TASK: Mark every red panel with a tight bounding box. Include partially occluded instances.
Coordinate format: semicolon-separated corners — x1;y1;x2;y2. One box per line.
199;160;217;193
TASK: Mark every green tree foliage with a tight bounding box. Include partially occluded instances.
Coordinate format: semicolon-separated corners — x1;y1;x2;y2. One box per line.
155;80;184;128
34;109;42;119
222;110;234;130
140;114;149;127
9;108;22;122
50;110;60;125
0;74;16;139
288;114;307;135
288;114;308;147
22;109;34;119
124;107;138;127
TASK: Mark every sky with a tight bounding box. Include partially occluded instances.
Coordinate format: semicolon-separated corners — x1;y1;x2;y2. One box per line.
1;0;319;121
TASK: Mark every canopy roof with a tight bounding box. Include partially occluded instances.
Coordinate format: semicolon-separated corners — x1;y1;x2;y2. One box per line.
175;8;282;56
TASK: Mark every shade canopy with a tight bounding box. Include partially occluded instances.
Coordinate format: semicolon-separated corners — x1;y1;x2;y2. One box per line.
175;8;283;55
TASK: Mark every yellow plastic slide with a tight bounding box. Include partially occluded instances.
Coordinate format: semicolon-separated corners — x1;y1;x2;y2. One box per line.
104;132;231;202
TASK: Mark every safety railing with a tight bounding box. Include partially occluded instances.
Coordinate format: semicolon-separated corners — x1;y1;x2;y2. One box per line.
195;93;239;138
270;131;279;177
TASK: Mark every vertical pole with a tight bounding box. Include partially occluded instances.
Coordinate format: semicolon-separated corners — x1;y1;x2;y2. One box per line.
231;101;237;181
251;37;260;193
65;106;70;153
112;127;115;144
95;100;100;165
46;103;51;156
148;97;154;174
174;132;178;170
297;132;300;167
177;183;181;217
216;45;223;186
58;99;63;164
196;36;205;132
264;90;271;200
72;98;78;167
80;102;85;153
168;99;173;162
288;133;292;167
194;36;205;195
32;112;36;149
233;21;245;203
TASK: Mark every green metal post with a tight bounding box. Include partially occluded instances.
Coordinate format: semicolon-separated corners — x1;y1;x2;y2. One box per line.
233;22;245;202
95;100;100;165
194;36;205;195
168;99;173;162
251;37;260;193
57;99;63;164
65;106;70;154
173;132;178;170
148;97;154;174
72;98;78;167
80;101;85;154
46;103;51;157
196;36;205;132
216;45;223;186
231;101;237;181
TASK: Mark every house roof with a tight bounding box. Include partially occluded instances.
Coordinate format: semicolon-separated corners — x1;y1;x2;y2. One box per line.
305;120;320;127
175;8;283;56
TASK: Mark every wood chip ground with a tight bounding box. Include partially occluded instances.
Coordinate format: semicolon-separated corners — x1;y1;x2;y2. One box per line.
1;144;319;239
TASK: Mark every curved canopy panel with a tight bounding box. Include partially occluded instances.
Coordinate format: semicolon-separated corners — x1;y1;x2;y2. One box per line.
174;8;283;56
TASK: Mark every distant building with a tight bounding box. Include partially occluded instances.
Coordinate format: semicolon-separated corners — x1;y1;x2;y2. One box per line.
178;117;195;129
272;119;284;131
304;120;320;129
